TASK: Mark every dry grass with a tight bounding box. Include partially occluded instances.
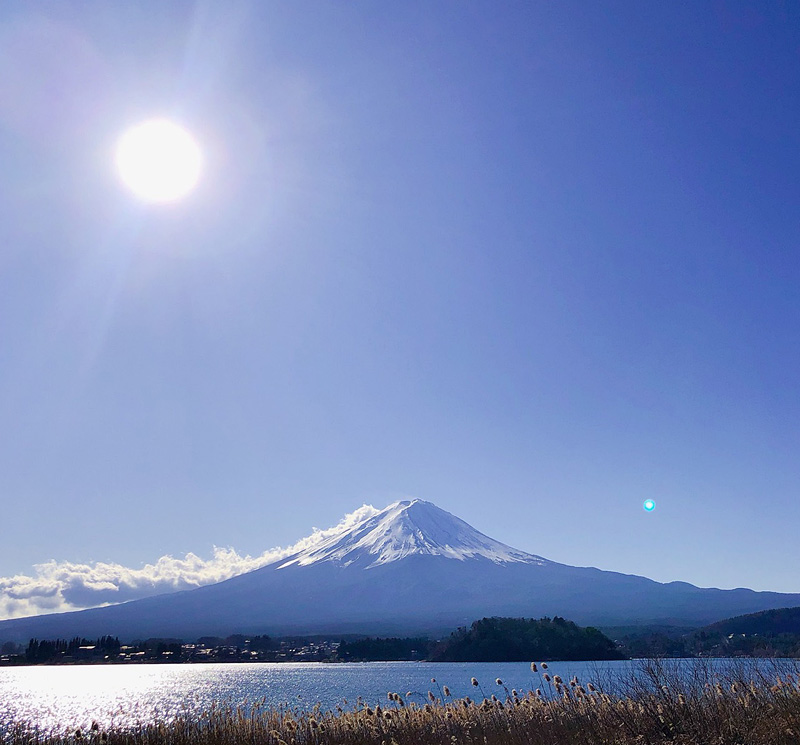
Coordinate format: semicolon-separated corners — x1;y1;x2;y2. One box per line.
6;659;800;745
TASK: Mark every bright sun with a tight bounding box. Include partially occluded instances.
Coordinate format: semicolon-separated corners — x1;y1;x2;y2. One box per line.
115;119;202;203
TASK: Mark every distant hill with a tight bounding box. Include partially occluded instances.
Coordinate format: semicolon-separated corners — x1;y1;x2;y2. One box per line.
430;616;625;662
336;617;625;662
617;606;800;658
702;606;800;636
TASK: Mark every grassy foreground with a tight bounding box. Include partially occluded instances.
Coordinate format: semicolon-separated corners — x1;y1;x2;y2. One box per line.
6;660;800;745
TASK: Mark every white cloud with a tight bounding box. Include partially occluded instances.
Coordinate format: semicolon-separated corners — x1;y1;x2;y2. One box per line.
0;504;380;620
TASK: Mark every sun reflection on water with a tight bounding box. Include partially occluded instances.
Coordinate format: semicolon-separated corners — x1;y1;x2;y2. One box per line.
0;664;225;735
0;660;638;735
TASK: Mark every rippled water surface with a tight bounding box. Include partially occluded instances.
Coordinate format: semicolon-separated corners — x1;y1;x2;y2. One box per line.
0;660;633;733
0;659;791;736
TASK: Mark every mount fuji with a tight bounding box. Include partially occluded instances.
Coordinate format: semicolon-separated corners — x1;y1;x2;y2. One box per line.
1;499;799;643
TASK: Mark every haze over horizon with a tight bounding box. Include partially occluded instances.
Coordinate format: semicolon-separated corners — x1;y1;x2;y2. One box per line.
2;2;800;620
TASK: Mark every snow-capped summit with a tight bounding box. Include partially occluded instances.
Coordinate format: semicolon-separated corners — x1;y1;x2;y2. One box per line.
3;497;800;644
277;498;547;569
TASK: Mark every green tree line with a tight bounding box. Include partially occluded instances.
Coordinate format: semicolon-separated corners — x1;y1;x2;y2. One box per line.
26;635;121;663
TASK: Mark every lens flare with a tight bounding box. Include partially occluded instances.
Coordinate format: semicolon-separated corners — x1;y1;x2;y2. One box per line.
643;499;656;512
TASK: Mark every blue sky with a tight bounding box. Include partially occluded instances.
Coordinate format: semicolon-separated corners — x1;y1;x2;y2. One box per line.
1;1;800;617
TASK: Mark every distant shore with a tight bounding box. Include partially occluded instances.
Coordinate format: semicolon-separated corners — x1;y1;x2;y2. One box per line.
6;610;800;667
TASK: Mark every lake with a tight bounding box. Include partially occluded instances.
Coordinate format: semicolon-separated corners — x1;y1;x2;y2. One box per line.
0;659;793;736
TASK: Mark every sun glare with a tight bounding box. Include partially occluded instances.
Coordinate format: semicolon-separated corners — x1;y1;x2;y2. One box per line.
115;119;202;203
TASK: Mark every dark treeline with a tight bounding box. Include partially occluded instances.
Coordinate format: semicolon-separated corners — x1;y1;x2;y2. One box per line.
619;629;800;658
26;635;121;663
3;618;624;665
197;634;275;651
1;634;340;665
337;637;433;661
10;609;800;665
616;606;800;658
431;617;625;662
337;618;625;662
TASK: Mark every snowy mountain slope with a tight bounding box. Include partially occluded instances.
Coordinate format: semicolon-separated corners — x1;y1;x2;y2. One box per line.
277;499;547;569
1;498;800;643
